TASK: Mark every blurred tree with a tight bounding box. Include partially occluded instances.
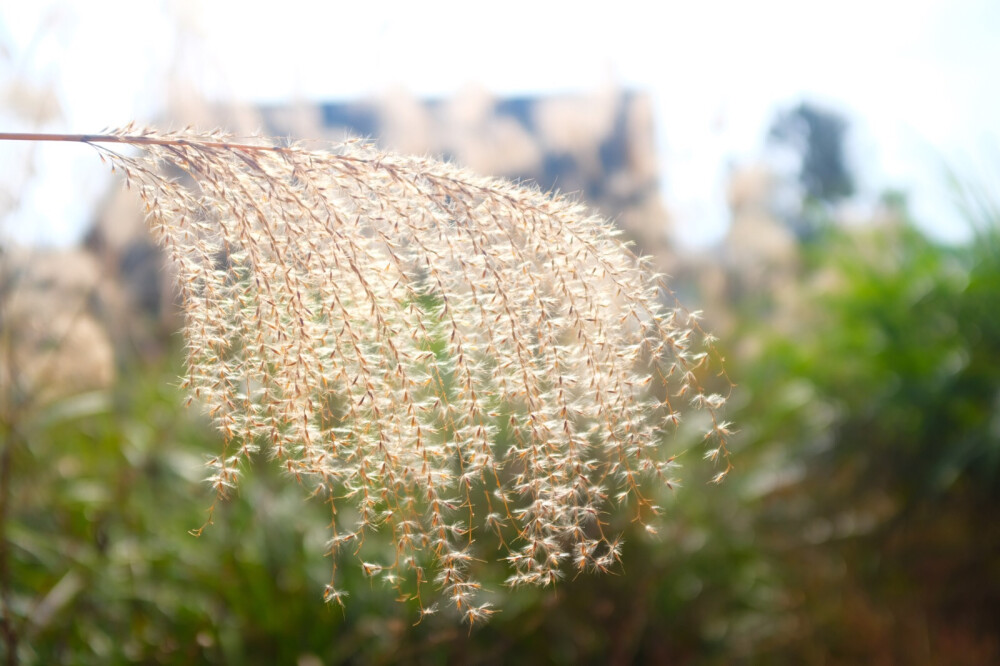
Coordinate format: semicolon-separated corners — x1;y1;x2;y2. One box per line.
767;102;855;205
766;102;854;240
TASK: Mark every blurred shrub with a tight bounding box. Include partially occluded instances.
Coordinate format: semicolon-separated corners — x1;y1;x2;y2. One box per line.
720;201;1000;662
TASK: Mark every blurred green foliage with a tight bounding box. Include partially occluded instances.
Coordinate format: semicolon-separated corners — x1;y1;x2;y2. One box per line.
720;208;1000;663
3;194;999;664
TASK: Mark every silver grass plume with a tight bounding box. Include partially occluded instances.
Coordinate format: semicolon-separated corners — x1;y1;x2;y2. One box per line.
3;125;731;623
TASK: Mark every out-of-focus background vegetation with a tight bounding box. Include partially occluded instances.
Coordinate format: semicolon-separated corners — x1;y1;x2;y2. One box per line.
2;2;999;663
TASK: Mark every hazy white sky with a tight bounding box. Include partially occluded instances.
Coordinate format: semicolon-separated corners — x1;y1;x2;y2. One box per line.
2;0;998;247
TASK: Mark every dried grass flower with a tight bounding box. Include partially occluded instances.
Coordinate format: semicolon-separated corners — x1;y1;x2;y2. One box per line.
1;126;731;623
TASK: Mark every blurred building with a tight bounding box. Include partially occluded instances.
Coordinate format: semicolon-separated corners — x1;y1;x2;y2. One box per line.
255;86;674;261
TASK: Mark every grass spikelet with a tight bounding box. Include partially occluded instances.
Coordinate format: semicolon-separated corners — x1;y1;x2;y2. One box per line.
0;126;731;622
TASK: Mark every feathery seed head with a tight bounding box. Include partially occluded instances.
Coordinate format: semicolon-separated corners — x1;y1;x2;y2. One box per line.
86;125;730;623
